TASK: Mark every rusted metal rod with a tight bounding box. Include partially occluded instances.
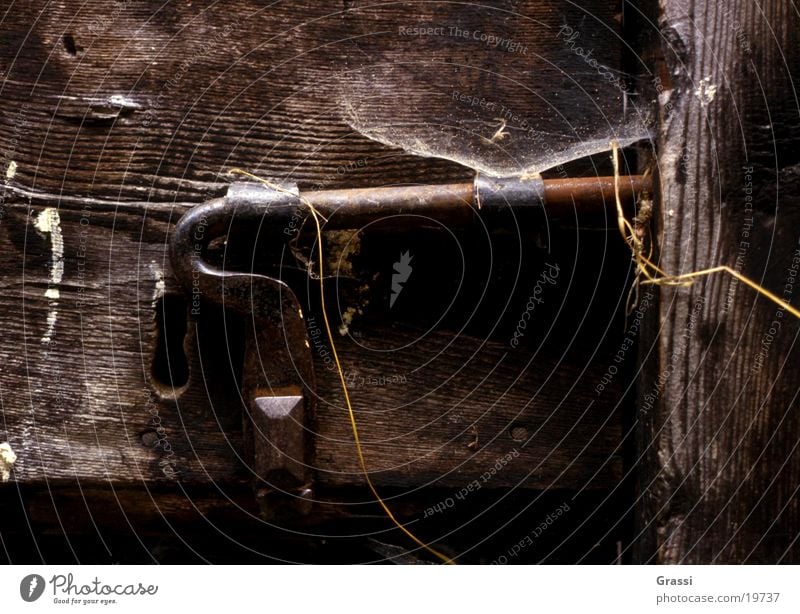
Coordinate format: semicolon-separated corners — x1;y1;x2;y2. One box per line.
301;175;649;228
542;175;649;210
306;182;476;227
215;173;651;235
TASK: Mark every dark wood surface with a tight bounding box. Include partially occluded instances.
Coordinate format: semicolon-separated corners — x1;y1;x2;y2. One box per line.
639;0;800;563
0;187;625;492
0;0;627;201
0;0;630;523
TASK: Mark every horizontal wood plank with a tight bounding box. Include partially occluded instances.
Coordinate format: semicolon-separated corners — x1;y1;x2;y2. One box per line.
0;189;625;493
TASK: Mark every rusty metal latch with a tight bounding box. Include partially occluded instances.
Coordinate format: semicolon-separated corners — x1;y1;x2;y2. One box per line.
170;181;316;521
168;172;649;518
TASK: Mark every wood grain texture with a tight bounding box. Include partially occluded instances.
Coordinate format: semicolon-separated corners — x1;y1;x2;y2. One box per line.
639;0;800;563
0;0;625;201
315;325;623;490
0;187;625;496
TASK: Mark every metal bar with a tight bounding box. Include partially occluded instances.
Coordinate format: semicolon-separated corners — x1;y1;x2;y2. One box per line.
542;175;648;212
307;182;475;227
303;175;648;227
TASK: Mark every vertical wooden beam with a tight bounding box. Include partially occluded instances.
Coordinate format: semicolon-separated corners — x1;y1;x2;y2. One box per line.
640;0;800;562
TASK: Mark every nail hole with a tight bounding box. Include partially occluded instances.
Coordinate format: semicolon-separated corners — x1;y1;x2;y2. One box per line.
62;34;78;56
509;424;528;442
140;430;159;448
151;294;190;393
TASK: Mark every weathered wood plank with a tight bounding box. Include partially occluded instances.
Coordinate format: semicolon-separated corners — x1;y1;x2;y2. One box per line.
0;189;625;495
0;0;626;201
639;0;800;563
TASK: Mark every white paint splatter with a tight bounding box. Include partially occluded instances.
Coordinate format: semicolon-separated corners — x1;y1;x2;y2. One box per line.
150;263;165;304
108;94;141;109
6;160;17;180
34;209;64;285
34;208;64;343
0;442;17;481
41;308;59;344
694;77;718;107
